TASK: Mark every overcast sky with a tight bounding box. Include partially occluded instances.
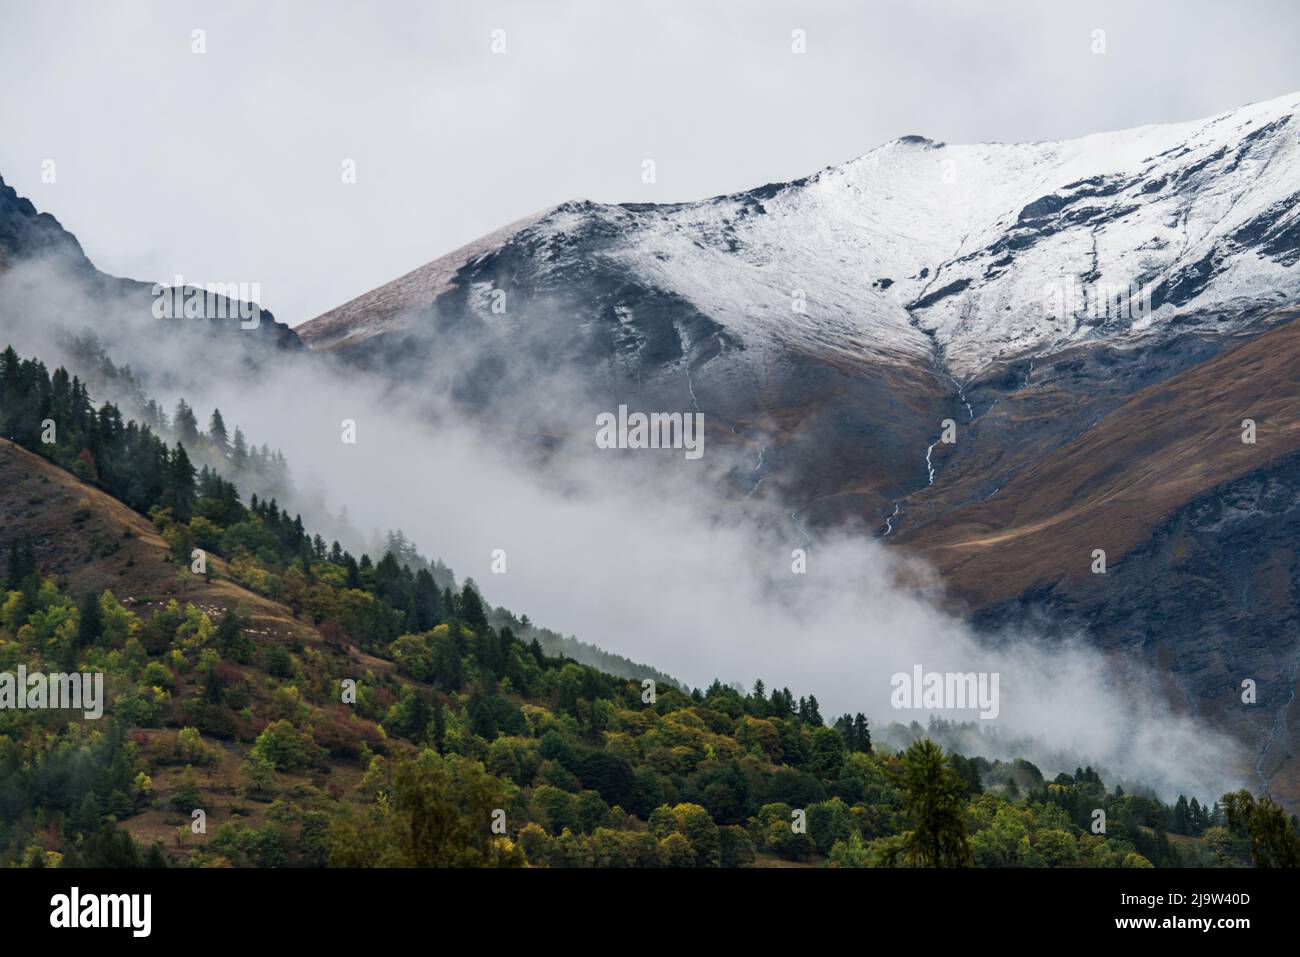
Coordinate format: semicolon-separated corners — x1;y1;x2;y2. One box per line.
3;0;1299;326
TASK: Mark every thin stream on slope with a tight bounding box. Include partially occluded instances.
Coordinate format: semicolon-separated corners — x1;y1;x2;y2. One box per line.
883;368;974;536
747;445;766;497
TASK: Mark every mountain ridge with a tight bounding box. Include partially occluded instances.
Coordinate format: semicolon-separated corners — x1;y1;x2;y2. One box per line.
285;93;1300;803
0;174;302;353
299;91;1300;380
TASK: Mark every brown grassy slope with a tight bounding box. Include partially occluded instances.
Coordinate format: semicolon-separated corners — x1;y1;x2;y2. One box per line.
0;438;319;642
904;317;1300;608
0;439;392;856
0;437;400;675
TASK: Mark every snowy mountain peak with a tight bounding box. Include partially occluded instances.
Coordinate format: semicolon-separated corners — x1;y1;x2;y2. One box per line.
302;92;1300;379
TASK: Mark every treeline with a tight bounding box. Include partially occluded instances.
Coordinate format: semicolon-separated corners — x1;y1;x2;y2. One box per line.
5;513;1299;868
9;549;1297;868
3;344;1299;869
2;342;677;687
61;334;294;503
0;345;433;642
0;346;282;513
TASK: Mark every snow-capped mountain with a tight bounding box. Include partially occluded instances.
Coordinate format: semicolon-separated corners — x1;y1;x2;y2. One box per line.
294;95;1300;803
302;90;1300;382
2;90;1298;806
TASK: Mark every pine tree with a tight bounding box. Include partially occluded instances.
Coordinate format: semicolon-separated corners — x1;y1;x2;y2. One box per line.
1223;790;1300;867
5;538;36;589
459;582;489;633
414;568;443;630
167;444;197;520
231;426;248;470
173;399;198;445
199;652;224;704
894;739;974;867
76;591;102;648
852;713;871;753
208;408;229;456
143;399;166;431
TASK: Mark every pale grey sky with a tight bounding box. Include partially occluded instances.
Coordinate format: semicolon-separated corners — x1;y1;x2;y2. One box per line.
2;0;1298;326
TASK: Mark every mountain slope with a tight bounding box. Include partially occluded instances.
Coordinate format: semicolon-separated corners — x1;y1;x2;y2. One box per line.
899;311;1300;803
296;92;1300;536
0;437;391;855
0;437;353;662
293;94;1300;804
0;174;301;353
906;309;1300;603
0;439;1241;867
300;91;1300;379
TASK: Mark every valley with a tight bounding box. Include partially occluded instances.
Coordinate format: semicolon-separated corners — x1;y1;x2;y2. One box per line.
2;87;1298;835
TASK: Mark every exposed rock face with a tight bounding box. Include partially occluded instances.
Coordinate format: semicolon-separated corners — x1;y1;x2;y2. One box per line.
297;92;1300;533
302;93;1300;380
293;93;1300;800
6;89;1300;802
0;174;302;354
0;175;92;269
972;446;1300;806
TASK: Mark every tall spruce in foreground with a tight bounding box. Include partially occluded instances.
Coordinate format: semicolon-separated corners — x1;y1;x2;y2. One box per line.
894;739;974;867
1223;790;1300;868
208;408;229;456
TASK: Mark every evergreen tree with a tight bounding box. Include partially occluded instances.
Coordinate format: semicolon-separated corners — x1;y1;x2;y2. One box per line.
199;653;224;704
215;608;255;662
76;590;102;648
771;688;794;719
166;443;197;520
459;582;488;633
414;568;443;630
1223;790;1300;867
852;713;872;753
208;408;230;456
231;426;249;470
5;538;35;590
468;687;497;739
173;399;199;446
893;739;974;867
